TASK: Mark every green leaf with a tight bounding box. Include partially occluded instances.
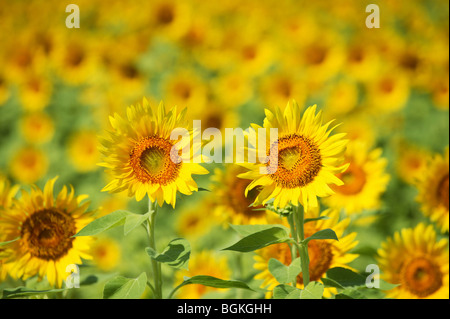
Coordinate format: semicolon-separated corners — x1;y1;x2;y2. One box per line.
2;287;66;299
325;267;366;287
145;238;191;270
124;212;151;235
222;226;290;252
378;279;399;290
0;237;20;247
171;275;254;298
304;216;330;223
303;228;338;245
300;281;324;299
321;277;344;289
268;257;301;284
335;287;368;299
103;272;147;299
74;210;130;237
272;284;301;299
229;224;289;237
197;187;211;192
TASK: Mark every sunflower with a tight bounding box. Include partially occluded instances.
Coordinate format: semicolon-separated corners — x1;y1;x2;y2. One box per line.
395;142;431;185
176;198;219;242
210;165;270;227
377;223;449;299
254;208;358;297
67;130;101;173
239;100;349;210
90;236;121;272
174;251;231;299
0;177;19;281
99;98;208;207
20;111;54;145
0;177;94;287
9;146;49;184
323;141;390;216
416;148;449;233
0;176;19;210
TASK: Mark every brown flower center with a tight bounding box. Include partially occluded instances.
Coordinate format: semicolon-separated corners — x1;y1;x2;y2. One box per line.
228;177;266;218
267;134;322;188
130;136;181;185
21;209;76;260
401;257;443;298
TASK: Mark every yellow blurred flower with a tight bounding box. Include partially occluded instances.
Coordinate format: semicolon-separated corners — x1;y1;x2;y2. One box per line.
212;71;253;108
90;237;121;272
162;69;208;111
9;146;48;184
365;70;410;113
20;111;54;145
67;130;101;173
174;251;231;299
211;165;269;227
324;141;390;216
324;78;359;119
258;70;307;112
416;148;449;233
176;199;218;242
395;142;432;185
377;223;449;299
18;73;52;111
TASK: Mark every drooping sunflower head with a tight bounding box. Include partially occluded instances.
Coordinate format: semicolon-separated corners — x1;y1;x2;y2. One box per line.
0;177;94;287
416;148;449;233
239;100;349;210
254;208;358;297
377;223;449;299
99;98;208;207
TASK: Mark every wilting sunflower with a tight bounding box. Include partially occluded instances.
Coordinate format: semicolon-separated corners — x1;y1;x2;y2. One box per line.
211;165;269;227
239;100;349;210
174;250;231;299
0;177;94;287
323;141;390;216
99;98;208;207
254;208;358;297
377;223;449;299
416;148;449;233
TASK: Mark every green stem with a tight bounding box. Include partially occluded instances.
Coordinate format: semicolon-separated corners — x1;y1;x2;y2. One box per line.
286;213;299;287
294;205;310;287
146;198;162;299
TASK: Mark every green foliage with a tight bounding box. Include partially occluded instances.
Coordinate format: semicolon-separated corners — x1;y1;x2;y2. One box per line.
272;284;301;299
300;282;325;299
268;257;301;285
1;287;66;299
74;210;151;237
223;226;291;252
303;229;339;245
146;238;191;270
103;273;147;299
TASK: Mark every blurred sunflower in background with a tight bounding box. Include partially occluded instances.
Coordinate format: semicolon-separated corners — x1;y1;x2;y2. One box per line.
377;223;449;299
0;177;94;288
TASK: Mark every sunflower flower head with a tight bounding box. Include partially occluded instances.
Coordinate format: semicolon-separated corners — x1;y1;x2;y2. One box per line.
239;100;349;211
99;98;208;207
377;223;449;299
0;177;94;288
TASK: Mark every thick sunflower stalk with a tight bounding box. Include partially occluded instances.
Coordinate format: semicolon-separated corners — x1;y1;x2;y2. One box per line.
239;100;349;295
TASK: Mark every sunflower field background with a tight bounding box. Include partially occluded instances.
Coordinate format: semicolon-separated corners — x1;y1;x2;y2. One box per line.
0;0;449;300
